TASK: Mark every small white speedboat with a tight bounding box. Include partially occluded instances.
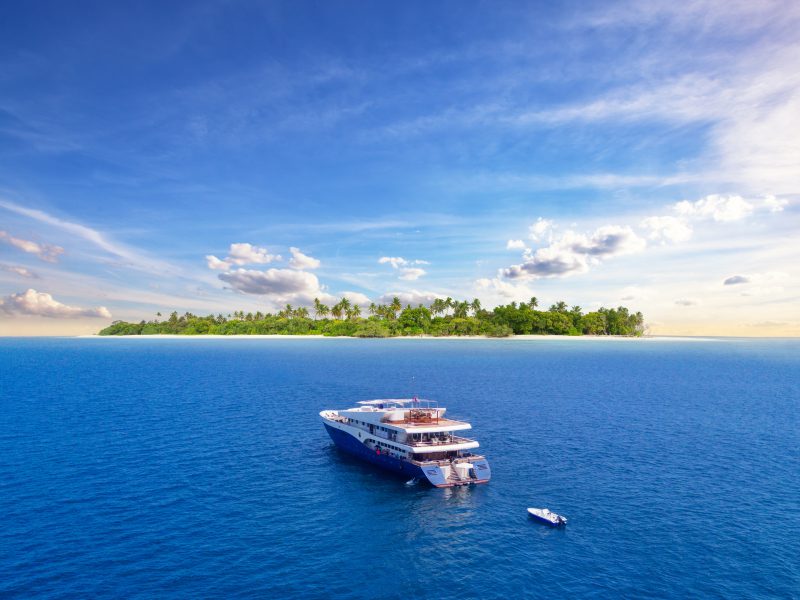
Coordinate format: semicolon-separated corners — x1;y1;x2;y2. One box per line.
527;507;567;527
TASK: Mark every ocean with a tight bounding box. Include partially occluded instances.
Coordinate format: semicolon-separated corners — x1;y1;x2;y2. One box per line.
1;337;798;598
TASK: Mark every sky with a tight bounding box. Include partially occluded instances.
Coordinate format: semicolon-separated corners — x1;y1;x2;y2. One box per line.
1;0;799;336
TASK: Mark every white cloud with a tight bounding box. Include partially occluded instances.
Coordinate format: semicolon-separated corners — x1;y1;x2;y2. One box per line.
0;263;38;278
528;218;554;241
377;290;442;307
501;225;645;280
641;215;693;244
674;194;754;222
0;288;111;318
398;267;426;281
218;268;321;300
0;230;64;262
227;243;280;265
762;195;789;213
288;247;321;270
476;276;532;299
378;256;428;280
340;291;371;306
506;239;526;250
205;255;231;270
205;243;281;271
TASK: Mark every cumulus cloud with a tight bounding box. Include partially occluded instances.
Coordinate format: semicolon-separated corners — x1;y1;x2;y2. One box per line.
476;276;532;299
205;255;231;270
376;290;441;307
206;243;280;270
762;195;788;213
288;247;320;270
0;231;64;262
340;291;371;306
501;225;645;280
218;268;321;299
227;243;280;265
528;218;554;241
378;256;429;280
0;263;38;278
506;239;526;250
0;289;111;318
723;275;749;285
641;215;693;243
398;267;425;281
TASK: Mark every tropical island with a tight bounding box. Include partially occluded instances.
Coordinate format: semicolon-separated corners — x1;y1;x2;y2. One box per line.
99;297;645;337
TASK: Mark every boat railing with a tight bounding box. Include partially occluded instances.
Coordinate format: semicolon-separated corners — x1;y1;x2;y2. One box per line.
405;435;475;447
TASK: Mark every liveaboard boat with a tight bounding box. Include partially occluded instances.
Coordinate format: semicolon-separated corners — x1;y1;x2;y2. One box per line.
320;398;491;487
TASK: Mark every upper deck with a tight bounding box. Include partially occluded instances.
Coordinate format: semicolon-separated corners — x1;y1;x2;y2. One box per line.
332;399;472;433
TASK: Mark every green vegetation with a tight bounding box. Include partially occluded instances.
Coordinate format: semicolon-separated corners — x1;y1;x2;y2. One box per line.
98;297;645;337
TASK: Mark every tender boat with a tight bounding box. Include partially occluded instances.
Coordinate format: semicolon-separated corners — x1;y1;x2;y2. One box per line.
527;507;567;527
320;398;491;488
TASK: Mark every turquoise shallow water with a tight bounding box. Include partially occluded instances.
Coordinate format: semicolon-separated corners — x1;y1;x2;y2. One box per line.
1;337;799;598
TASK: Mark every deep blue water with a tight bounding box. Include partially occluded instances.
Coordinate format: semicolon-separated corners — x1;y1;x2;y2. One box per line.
1;337;799;599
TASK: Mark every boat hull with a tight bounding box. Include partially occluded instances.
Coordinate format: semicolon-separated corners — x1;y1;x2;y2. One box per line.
527;510;567;527
324;422;426;479
323;423;489;488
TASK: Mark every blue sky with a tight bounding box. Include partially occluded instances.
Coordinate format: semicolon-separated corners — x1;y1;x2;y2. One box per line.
1;1;798;335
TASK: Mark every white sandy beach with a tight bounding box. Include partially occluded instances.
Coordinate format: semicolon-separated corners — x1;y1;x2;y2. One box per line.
77;334;719;342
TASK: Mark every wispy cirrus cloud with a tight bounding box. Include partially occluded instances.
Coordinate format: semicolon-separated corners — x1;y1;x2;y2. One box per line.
0;263;38;278
0;199;181;275
0;230;63;262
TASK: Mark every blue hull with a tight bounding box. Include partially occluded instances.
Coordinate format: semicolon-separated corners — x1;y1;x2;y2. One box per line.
324;423;426;481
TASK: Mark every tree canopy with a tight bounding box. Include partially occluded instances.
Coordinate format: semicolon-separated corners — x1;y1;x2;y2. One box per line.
99;297;645;338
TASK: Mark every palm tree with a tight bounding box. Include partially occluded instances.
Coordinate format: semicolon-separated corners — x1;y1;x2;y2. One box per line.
285;304;294;318
313;297;323;320
550;301;568;313
390;296;402;320
470;298;481;316
444;297;454;316
351;305;361;319
296;307;309;319
331;301;343;320
339;297;352;320
316;301;330;320
368;302;377;317
453;301;469;318
431;298;445;317
528;296;539;309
